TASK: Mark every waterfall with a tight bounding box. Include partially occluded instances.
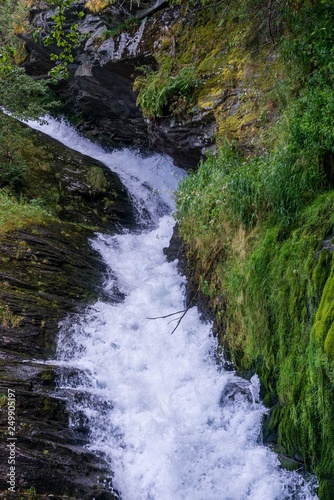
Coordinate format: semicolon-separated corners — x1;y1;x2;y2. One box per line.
27;117;318;499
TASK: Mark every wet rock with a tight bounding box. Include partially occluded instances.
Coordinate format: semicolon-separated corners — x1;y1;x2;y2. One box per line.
0;221;120;497
25;126;135;230
0;130;132;497
22;1;216;168
148;112;216;170
269;445;303;472
220;379;254;405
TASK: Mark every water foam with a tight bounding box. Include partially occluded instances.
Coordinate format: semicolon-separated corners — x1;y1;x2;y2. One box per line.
28;117;317;499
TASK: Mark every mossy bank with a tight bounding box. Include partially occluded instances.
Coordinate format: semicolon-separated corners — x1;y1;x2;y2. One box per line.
170;1;334;498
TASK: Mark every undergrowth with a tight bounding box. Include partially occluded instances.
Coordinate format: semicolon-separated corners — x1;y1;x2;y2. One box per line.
0;190;51;233
134;63;197;118
176;1;334;498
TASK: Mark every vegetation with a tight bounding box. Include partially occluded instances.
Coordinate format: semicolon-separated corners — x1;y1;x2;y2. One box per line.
0;0;61;233
135;63;197;118
0;189;51;233
173;1;334;498
0;0;333;495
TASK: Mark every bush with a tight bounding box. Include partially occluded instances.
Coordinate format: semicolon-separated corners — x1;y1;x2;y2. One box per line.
134;65;197;118
0;189;51;233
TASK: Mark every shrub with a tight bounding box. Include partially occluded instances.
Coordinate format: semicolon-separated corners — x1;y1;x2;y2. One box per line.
134;65;197;118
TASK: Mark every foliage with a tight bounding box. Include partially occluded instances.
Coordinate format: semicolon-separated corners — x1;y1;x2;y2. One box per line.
0;189;51;233
282;1;334;90
176;2;334;497
0;0;30;65
0;303;23;329
230;196;334;498
178;140;323;231
135;64;197;118
0;67;59;119
100;17;141;40
0;0;60;117
34;0;85;81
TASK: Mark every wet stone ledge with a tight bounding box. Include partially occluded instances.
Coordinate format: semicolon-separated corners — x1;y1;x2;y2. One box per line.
0;128;134;498
0;220;120;499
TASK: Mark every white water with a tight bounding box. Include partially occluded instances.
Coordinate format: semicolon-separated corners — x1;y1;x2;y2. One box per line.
28;117;318;499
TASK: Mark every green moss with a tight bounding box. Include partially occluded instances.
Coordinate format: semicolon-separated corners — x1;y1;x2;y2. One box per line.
86;165;108;192
312;251;333;293
0;190;51;234
0;303;24;329
314;261;334;357
0;394;8;408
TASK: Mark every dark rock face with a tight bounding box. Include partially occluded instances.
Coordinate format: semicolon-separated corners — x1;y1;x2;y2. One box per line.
148;113;215;169
220;379;254;406
0;222;118;498
22;0;215;168
26;127;136;230
0;128;133;498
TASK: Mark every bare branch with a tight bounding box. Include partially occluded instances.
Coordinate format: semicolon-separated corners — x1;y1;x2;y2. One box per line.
146;309;187;320
170;307;190;335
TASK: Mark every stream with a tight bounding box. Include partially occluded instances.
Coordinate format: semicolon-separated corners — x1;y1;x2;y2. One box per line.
27;117;318;499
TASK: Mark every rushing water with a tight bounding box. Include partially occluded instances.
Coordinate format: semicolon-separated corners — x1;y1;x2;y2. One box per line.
28;117;318;499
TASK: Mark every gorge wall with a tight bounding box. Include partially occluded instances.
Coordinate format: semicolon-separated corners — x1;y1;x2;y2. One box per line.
0;122;134;498
22;0;217;168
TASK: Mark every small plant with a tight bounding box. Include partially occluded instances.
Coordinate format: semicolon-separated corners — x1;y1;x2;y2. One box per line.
0;304;23;329
134;65;198;118
34;0;86;81
0;189;51;233
25;486;37;499
101;17;141;39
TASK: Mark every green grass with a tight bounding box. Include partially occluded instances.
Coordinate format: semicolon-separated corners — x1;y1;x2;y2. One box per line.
0;190;51;233
178;165;334;497
0;303;23;329
134;64;197;118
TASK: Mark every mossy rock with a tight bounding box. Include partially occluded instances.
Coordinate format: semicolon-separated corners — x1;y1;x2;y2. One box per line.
21;125;135;230
0;218;122;497
313;257;334;357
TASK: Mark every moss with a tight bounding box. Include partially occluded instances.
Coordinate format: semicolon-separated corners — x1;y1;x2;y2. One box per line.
135;2;283;153
85;0;108;13
312;250;333;293
178;170;334;495
314;260;334;357
0;191;51;234
86;165;108;193
0;303;24;329
324;323;334;358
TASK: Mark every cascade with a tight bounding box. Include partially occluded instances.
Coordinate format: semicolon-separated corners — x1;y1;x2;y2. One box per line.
27;117;318;499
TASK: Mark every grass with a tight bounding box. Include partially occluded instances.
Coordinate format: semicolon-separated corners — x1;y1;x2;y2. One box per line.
0;303;23;329
0;190;51;234
178;164;334;497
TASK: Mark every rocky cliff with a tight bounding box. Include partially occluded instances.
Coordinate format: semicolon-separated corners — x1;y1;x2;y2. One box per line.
0;123;134;498
22;0;217;168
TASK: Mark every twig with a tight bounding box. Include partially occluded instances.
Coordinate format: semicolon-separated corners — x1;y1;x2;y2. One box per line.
170;307;190;335
146;309;187;320
147;306;191;334
250;41;271;55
